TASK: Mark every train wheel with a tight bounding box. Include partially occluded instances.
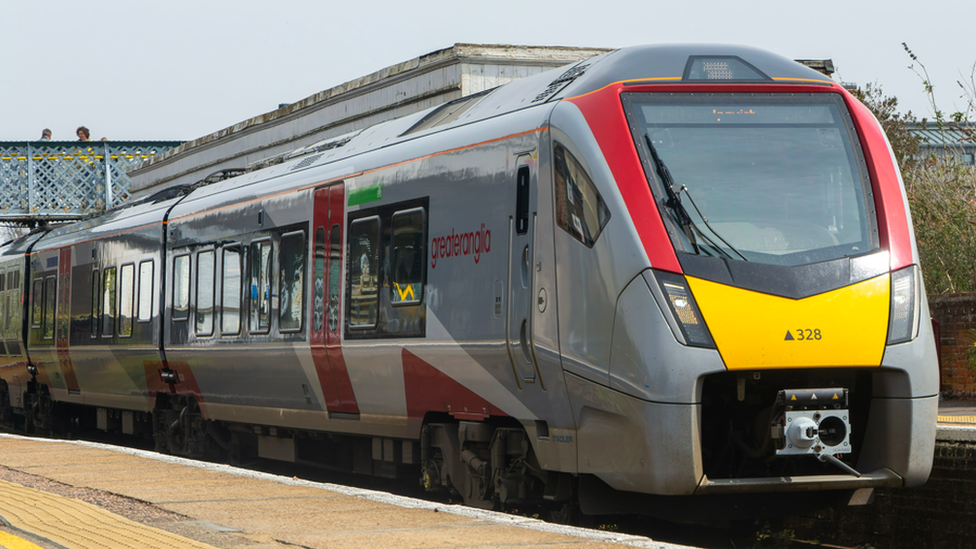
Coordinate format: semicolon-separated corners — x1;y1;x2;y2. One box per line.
152;395;214;459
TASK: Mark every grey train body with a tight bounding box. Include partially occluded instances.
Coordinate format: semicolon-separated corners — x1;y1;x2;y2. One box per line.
0;44;939;517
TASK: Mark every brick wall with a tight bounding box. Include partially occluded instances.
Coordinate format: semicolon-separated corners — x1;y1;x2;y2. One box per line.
782;438;976;547
929;294;976;398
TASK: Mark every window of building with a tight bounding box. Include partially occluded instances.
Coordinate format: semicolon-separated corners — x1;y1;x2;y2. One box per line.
222;247;242;335
279;231;306;332
196;250;215;336
249;240;272;333
138;260;153;322
90;269;100;337
173;255;190;321
43;277;56;339
391;208;424;306
101;267;117;337
119;264;134;337
348;217;379;328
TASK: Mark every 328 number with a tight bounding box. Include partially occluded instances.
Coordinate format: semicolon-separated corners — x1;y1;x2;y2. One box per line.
795;328;822;341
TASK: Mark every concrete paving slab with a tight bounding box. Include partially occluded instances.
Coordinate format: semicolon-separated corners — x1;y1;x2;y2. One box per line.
0;435;694;549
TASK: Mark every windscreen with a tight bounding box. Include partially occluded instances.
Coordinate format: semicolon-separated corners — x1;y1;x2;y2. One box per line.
624;93;877;267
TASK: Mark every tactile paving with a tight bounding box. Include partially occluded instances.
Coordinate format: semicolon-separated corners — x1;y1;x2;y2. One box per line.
938;415;976;424
0;479;217;549
0;530;45;549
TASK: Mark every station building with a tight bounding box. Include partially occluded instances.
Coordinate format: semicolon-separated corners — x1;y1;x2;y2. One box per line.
128;44;611;198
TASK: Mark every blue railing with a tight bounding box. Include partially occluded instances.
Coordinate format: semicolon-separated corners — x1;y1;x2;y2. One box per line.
0;141;182;223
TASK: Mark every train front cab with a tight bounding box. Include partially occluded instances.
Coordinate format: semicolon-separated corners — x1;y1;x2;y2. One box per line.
555;52;939;514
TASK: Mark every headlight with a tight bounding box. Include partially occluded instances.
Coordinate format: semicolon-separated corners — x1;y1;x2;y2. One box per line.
887;265;920;345
653;270;715;348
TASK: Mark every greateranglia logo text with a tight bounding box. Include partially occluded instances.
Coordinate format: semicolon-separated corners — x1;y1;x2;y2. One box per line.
431;224;491;269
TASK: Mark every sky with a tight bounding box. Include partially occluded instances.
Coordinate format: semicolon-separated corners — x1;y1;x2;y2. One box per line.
1;0;973;143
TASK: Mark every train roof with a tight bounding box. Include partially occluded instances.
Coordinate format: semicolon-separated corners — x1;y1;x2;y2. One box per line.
171;44;835;210
559;43;834;98
24;43;839;246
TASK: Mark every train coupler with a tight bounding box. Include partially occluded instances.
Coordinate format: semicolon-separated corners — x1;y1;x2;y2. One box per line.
772;388;853;463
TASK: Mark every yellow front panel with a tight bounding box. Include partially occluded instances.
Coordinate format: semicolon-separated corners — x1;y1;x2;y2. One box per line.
687;275;889;370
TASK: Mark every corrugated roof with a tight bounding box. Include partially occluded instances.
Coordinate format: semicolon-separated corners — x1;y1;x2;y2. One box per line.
908;122;976;148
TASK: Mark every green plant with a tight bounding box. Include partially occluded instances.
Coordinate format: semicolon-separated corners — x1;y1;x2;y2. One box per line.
904;155;976;293
851;82;921;171
754;521;797;548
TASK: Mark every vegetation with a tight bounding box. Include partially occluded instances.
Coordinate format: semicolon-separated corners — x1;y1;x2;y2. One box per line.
857;47;976;294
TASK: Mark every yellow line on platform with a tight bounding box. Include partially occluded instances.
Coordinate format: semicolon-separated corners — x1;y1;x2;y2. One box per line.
938;415;976;424
0;531;46;549
0;479;218;549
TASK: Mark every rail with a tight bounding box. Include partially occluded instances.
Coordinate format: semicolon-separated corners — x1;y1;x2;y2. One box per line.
0;141;182;223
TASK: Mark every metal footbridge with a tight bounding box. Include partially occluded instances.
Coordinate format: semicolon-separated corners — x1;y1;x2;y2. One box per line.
0;141;181;224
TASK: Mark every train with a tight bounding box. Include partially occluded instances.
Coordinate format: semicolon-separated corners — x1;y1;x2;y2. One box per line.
0;44;939;520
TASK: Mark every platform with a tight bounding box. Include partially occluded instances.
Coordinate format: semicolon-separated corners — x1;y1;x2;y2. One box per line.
0;435;687;549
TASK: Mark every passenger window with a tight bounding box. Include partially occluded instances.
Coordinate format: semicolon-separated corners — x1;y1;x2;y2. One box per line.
173;255;190;321
222;247;242;335
249;240;272;333
329;224;341;333
43;277;56;339
119;264;134;337
101;267;117;337
279;232;306;332
90;269;100;337
553;143;611;248
138;260;153;322
391;208;425;306
31;278;42;329
348;217;379;328
313;227;326;333
0;273;6;331
196;251;215;336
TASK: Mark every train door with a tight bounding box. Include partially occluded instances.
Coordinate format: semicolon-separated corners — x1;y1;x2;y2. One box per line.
56;248;80;394
311;184;359;416
507;153;539;383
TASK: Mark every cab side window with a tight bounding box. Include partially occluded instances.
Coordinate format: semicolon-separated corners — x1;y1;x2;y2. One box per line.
553;142;611;248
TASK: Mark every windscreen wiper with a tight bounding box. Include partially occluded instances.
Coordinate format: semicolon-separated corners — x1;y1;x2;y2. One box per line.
644;134;748;262
644;134;699;253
